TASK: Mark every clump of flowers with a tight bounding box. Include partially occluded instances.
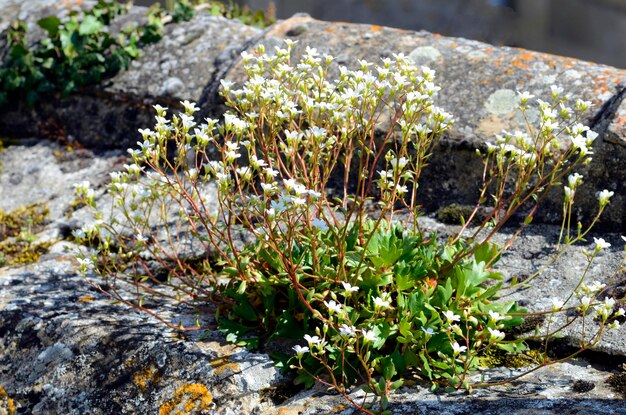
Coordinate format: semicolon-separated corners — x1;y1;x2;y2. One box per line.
74;41;625;414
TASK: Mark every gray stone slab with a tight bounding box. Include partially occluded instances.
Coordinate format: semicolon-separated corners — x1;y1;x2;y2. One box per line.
107;13;261;103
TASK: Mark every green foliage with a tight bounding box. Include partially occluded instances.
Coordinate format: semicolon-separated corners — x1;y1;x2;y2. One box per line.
199;0;275;28
0;0;193;107
220;220;527;391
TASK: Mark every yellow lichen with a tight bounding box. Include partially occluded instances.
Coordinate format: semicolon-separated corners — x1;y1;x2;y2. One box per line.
133;367;160;393
210;356;240;375
0;385;16;415
159;384;212;415
77;295;95;303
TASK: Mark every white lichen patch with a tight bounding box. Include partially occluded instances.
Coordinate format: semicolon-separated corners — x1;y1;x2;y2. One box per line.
564;69;582;79
467;50;488;60
408;46;442;66
485;89;519;115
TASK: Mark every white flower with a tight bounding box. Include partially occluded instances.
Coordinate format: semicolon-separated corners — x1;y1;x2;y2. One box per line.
517;91;534;103
180;100;199;114
568;173;583;188
292;345;309;357
124;164;142;174
570;134;591;156
488;311;504;322
153;104;168;114
597;190;614;207
580;296;593;308
487;327;505;340
608;321;620;330
72;228;86;239
373;296;391;309
311;217;328;231
585;281;607;294
341;282;359;293
594;237;611;251
586;130;599;144
264;167;279;178
136;232;149;243
551;298;565;311
564;186;573;201
324;300;342;314
304;334;321;345
452;342;467;355
260;182;277;194
615;308;625;317
550;85;564;96
250;155;267;169
179;113;196;129
339;324;358;337
220;79;234;90
395;184;408;195
443;310;460;323
76;257;93;268
362;329;377;343
421;327;436;336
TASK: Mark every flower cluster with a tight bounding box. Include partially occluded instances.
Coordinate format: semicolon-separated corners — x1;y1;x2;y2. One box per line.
71;41;625;415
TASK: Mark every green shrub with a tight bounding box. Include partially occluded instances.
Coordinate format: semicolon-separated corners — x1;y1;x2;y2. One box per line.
74;42;625;414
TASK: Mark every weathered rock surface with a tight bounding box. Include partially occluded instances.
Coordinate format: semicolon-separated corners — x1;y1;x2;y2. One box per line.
1;9;625;228
1;5;626;415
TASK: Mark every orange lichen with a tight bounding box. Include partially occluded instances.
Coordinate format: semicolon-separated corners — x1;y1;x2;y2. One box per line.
77;295;95;303
133;367;160;393
0;385;16;415
370;25;382;32
210;356;240;375
159;384;212;415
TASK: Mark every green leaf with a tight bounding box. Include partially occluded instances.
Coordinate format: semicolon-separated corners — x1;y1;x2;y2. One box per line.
37;16;61;36
372;322;391;349
474;241;501;265
79;15;103;35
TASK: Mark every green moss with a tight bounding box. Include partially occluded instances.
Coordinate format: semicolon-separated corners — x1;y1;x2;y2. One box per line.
436;204;487;225
0;202;52;266
479;348;545;369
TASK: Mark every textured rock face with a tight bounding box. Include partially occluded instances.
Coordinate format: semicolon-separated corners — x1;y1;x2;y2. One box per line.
1;5;626;415
1;9;625;228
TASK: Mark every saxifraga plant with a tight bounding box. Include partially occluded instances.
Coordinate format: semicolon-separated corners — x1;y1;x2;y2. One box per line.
74;41;625;414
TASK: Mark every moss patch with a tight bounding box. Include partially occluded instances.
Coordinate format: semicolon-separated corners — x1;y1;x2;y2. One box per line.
436;204;491;225
0;202;52;267
479;348;545;369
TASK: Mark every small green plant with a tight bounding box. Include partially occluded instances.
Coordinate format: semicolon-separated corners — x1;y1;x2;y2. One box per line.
74;42;625;414
195;0;275;28
0;0;194;106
